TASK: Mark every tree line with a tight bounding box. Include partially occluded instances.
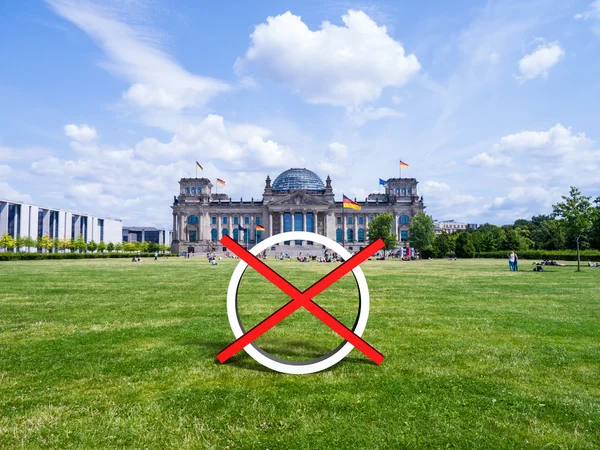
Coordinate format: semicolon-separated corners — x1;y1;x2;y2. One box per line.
0;233;170;254
407;187;599;271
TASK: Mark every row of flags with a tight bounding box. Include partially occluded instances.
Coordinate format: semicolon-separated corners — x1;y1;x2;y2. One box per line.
195;159;410;214
236;224;265;232
196;160;226;186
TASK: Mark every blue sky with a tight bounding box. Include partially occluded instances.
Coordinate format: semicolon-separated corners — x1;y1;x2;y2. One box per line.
1;0;599;227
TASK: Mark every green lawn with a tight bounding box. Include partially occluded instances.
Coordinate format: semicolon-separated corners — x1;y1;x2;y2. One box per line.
0;257;599;449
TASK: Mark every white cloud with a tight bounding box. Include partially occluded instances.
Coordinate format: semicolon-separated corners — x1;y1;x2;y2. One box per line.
0;182;33;203
64;124;98;142
421;181;450;194
348;106;404;126
236;10;420;107
467;152;511;167
0;165;11;178
496;123;592;154
47;0;229;110
574;1;600;21
517;41;564;81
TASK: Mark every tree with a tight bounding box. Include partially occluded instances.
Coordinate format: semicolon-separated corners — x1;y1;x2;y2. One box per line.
97;241;107;253
552;186;594;272
0;232;15;251
432;233;450;258
407;212;435;256
74;235;87;253
23;236;35;251
107;242;115;252
455;232;476;258
15;236;25;252
87;240;98;252
367;213;397;255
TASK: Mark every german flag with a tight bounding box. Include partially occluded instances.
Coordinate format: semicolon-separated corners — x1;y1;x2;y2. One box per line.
256;224;265;231
343;194;361;210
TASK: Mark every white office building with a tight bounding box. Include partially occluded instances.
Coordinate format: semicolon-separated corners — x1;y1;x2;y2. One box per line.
0;198;122;251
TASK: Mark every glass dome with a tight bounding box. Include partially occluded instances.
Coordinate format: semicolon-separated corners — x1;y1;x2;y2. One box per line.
271;168;325;192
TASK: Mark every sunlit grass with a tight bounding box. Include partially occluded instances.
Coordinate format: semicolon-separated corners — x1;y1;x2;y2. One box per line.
0;257;599;448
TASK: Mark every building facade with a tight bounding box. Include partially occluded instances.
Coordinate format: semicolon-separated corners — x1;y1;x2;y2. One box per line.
0;198;122;250
123;226;173;246
171;168;425;254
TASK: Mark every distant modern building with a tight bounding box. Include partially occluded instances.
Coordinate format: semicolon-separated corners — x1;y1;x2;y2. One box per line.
171;167;426;254
434;220;469;234
0;198;122;251
122;226;172;246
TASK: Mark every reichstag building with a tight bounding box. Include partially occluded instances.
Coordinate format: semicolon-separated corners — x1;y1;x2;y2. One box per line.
171;168;425;254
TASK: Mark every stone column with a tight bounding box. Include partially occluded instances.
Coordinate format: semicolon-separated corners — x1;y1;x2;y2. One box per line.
269;212;273;236
343;214;347;247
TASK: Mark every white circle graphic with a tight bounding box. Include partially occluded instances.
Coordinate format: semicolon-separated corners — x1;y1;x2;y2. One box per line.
226;231;370;374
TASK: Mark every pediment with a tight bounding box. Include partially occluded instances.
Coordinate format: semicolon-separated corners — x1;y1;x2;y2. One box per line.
267;190;331;206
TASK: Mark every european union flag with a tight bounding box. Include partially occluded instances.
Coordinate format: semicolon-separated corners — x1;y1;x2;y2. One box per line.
379;178;387;186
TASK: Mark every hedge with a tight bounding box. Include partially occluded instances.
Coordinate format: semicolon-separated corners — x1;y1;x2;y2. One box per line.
0;252;177;261
477;250;600;262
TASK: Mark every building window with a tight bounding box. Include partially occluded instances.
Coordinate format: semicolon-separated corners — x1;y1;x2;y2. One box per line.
358;216;364;225
294;213;303;231
188;215;199;224
336;228;343;242
223;217;228;225
337;216;342;225
347;228;353;242
211;229;218;242
358;229;365;242
401;215;410;224
234;216;239;225
401;230;408;240
283;213;292;232
347;216;353;225
306;213;314;233
212;216;217;224
185;187;190;194
255;216;261;225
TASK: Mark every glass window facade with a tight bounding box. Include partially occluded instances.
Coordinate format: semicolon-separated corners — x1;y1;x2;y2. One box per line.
283;213;292;232
306;213;314;232
271;168;325;192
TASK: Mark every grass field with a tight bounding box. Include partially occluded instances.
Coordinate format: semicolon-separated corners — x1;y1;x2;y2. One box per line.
1;256;599;449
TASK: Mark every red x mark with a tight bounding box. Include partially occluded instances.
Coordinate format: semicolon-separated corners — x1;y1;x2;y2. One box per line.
217;235;385;365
